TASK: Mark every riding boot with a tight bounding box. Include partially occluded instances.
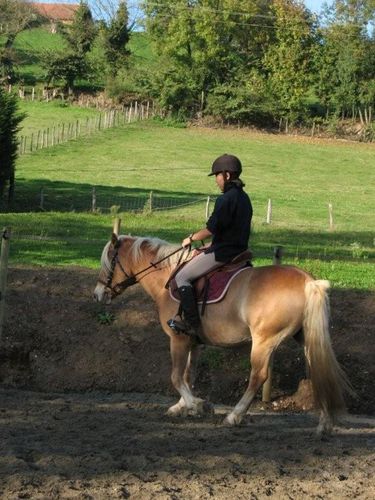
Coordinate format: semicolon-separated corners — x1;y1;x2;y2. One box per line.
167;285;201;336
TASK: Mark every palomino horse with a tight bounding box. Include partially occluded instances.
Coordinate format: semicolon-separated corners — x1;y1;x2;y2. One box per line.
93;234;350;435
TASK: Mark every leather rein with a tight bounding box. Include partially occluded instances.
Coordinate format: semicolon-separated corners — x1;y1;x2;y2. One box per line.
101;240;186;297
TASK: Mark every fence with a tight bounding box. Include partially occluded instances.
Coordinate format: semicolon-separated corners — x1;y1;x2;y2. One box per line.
18;101;155;155
0;228;11;341
13;188;213;216
7;189;342;233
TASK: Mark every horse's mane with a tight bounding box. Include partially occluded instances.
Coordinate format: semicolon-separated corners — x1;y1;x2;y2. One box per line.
101;235;190;273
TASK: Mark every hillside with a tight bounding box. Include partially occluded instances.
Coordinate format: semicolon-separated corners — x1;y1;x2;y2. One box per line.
4;27;153;88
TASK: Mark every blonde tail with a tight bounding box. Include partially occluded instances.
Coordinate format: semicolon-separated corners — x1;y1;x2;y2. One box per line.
303;280;351;422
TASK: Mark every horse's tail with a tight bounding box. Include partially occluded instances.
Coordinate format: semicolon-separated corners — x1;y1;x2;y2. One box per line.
303;280;351;421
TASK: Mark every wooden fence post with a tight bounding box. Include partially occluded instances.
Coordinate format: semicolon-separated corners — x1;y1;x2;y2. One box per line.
40;186;45;210
149;190;153;213
92;186;96;212
262;245;283;402
273;245;283;265
266;198;272;224
328;202;334;231
205;196;210;220
128;103;133;123
0;228;11;342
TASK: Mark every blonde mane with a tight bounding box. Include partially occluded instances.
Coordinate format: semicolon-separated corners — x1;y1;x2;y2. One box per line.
100;235;191;274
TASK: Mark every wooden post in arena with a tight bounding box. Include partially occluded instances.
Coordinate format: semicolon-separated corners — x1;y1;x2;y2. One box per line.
113;217;121;236
205;196;211;220
0;228;11;342
262;245;284;402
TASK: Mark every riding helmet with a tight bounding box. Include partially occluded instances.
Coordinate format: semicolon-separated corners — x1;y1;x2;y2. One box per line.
208;154;242;176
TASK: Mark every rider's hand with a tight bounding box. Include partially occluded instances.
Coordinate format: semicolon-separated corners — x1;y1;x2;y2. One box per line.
182;237;192;248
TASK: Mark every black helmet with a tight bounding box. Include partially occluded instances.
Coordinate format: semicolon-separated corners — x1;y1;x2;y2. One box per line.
208;153;242;176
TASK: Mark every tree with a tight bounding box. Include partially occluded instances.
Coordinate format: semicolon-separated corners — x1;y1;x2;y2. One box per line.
143;0;274;116
264;0;318;127
42;52;89;93
0;0;35;81
62;1;97;56
0;88;24;205
316;0;375;118
41;3;96;92
101;1;130;75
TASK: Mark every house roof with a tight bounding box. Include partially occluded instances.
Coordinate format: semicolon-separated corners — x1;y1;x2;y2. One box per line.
32;2;79;22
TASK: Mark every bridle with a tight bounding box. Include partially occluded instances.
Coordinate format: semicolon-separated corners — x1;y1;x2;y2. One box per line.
100;239;186;297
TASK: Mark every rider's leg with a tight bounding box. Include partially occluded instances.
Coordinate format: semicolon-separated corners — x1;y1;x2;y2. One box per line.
168;252;223;334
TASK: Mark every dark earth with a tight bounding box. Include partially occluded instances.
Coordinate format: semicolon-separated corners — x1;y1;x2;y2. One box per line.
0;266;374;499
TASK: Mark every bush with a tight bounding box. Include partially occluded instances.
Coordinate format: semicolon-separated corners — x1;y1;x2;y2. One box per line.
0;88;24;206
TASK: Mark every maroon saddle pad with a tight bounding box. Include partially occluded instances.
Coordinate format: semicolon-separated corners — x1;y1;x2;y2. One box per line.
169;264;250;305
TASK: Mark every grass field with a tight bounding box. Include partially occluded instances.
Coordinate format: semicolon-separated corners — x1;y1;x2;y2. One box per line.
1;116;374;290
4;27;153;87
18;100;100;137
13;120;375;230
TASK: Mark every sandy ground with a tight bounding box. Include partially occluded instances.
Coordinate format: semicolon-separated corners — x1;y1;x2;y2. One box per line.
0;266;374;499
0;389;374;499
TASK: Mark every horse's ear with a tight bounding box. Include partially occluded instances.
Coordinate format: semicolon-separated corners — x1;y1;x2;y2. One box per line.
111;233;118;246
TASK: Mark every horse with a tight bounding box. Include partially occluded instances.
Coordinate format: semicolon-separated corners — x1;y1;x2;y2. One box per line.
93;233;351;436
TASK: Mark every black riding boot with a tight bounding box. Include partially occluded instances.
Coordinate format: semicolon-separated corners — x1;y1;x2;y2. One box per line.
167;285;200;336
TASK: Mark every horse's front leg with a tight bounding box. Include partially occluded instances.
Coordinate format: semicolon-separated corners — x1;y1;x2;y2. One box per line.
167;336;208;417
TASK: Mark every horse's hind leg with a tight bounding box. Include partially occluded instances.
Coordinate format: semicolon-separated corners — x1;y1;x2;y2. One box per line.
167;336;207;417
224;336;275;426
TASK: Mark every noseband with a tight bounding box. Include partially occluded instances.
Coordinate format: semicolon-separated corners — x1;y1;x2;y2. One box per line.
100;239;185;297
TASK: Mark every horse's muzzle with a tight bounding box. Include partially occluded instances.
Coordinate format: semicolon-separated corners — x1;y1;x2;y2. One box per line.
93;283;112;304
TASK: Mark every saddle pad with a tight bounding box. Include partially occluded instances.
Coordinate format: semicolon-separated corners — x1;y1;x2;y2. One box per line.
169;266;249;305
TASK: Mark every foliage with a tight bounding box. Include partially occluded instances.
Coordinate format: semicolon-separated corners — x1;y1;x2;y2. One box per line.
61;2;96;56
143;0;274;117
0;87;24;204
100;1;130;76
205;70;275;125
315;22;375;118
41;51;90;92
97;310;115;324
264;0;317;126
139;0;375;130
38;2;97;91
0;0;35;81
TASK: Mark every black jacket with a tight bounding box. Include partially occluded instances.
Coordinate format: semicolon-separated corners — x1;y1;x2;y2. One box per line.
205;181;252;262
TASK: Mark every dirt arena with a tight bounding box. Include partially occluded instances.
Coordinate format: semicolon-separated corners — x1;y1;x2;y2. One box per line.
0;266;374;499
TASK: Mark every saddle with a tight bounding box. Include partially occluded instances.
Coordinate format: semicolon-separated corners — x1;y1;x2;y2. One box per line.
167;250;252;315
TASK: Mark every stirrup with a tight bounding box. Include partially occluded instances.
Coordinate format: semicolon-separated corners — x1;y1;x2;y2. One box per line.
167;318;187;334
167;317;198;337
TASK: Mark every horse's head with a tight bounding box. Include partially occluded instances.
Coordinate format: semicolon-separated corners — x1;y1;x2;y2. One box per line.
93;233;136;304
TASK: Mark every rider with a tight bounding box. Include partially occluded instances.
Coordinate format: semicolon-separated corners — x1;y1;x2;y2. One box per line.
167;153;253;335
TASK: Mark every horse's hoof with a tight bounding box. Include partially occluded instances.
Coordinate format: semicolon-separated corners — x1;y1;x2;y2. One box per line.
166;405;187;417
202;400;215;415
223;413;242;426
194;400;214;416
315;425;332;440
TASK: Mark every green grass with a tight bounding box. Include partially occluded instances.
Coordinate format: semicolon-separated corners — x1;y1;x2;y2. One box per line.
18;100;100;137
13;120;375;231
1;118;374;290
12;27;68;85
2;211;373;289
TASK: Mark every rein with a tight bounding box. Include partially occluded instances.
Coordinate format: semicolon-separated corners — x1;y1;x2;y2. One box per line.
103;241;186;296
